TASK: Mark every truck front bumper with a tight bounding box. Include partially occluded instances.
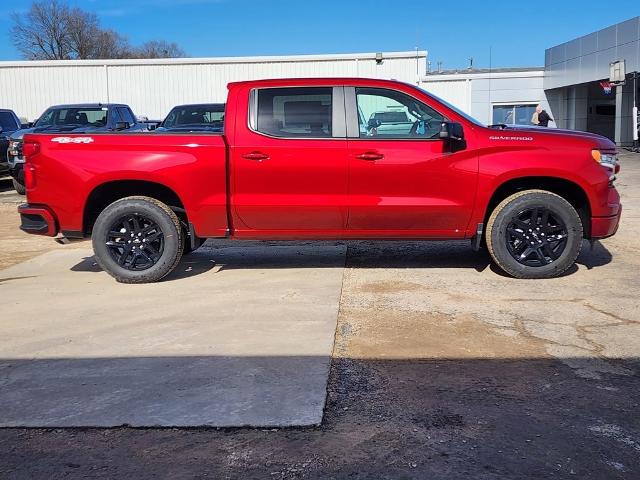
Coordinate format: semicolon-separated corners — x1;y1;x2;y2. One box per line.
18;203;58;236
591;206;622;239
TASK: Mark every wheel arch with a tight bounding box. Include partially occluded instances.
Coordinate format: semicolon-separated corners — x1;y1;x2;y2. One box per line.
483;176;592;238
83;180;188;235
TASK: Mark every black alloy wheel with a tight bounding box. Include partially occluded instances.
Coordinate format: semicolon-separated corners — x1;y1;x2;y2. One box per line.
92;196;184;283
105;213;164;271
505;207;568;267
486;190;583;279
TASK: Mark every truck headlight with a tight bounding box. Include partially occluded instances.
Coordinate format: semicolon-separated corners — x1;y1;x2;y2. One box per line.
592;149;619;184
592;149;618;170
8;140;22;157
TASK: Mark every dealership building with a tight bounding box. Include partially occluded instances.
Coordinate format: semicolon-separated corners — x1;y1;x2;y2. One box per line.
420;16;640;147
0;17;638;146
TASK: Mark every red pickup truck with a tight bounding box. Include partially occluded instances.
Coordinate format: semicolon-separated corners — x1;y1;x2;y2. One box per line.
18;78;621;283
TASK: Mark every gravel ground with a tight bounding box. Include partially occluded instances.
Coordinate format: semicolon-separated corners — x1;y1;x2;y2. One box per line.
1;154;639;479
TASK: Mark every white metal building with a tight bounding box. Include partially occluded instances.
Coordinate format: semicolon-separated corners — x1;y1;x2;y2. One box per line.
0;51;426;121
419;67;550;126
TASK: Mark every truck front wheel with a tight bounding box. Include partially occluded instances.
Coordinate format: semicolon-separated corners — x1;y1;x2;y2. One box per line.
92;196;184;283
486;190;583;279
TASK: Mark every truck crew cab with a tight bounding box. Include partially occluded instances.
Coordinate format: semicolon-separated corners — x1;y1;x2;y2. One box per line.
17;78;621;282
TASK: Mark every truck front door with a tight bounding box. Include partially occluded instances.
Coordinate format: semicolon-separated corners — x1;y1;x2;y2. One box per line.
345;86;478;236
231;86;348;235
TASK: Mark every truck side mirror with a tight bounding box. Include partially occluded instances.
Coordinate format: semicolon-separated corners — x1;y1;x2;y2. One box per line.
439;121;466;152
367;118;381;129
114;122;129;131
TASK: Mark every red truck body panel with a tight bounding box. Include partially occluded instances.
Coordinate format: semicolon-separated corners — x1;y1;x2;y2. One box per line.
20;77;621;243
24;134;228;237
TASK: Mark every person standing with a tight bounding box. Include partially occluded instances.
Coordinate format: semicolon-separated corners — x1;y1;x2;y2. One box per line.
537;105;553;127
531;105;541;126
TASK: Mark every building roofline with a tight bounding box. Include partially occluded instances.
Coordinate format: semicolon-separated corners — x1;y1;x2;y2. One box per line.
424;66;544;76
545;15;639;52
0;51;427;68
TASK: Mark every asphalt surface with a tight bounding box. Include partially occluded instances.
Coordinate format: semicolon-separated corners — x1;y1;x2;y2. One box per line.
0;153;639;479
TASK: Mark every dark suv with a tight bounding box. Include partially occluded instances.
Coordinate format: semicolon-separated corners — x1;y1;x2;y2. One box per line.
0;109;24;178
7;103;146;194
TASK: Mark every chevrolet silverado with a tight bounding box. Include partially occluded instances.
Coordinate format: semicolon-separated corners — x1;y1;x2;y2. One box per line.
17;78;621;282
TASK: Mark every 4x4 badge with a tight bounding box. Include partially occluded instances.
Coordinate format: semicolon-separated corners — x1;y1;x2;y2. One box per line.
51;137;94;144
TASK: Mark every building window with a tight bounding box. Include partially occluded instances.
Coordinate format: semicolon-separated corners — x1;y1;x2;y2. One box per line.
255;87;333;138
492;104;537;126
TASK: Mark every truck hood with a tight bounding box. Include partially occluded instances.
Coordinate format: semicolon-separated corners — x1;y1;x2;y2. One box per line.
10;125;108;140
485;125;616;149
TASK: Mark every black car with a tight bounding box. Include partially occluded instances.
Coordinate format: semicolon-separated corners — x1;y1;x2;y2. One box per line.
156;104;225;133
0;109;24;176
7;103;147;194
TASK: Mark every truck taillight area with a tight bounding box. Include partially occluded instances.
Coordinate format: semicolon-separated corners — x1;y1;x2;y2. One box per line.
22;141;40;190
23;141;40;158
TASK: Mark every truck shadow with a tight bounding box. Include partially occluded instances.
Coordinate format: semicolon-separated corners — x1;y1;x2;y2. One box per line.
69;239;613;281
0;177;13;192
70;255;218;281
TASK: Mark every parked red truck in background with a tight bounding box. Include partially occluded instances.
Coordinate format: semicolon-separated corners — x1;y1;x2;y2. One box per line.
17;78;621;283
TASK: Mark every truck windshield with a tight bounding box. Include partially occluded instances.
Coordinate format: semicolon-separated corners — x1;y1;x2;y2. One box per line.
163;105;225;128
0;111;19;131
36;108;108;127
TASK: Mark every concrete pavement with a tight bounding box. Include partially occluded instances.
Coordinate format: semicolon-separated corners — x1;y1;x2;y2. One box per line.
0;244;346;427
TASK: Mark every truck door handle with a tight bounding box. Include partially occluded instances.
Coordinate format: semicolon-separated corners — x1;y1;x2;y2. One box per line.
356;152;384;161
242;151;269;161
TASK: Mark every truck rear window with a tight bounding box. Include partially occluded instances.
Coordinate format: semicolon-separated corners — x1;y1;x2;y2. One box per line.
255;87;332;138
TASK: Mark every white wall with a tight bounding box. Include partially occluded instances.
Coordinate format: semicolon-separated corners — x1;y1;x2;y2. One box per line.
0;51;426;121
419;69;551;125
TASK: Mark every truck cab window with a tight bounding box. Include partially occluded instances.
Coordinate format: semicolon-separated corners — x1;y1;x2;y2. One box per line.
117;107;135;127
0;111;19;131
356;87;444;139
255;87;332;138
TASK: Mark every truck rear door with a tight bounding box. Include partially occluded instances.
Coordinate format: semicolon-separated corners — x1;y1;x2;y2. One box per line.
230;85;348;234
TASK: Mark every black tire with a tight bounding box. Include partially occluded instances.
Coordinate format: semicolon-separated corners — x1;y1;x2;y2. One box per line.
12;177;25;195
486;190;583;279
92;196;184;283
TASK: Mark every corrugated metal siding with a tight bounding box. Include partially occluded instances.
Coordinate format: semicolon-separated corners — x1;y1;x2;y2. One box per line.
0;52;425;121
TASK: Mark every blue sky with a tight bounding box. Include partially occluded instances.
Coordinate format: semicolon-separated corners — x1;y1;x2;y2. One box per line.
0;0;638;68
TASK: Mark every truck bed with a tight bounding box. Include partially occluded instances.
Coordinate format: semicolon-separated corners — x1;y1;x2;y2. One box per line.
24;132;229;238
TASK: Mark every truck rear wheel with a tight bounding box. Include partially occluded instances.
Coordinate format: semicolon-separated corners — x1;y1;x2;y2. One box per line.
92;196;184;283
486;190;583;279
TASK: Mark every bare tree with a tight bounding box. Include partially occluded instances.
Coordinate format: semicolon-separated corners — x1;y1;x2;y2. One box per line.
93;30;134;59
11;0;71;60
65;7;100;59
10;1;186;60
135;40;186;59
